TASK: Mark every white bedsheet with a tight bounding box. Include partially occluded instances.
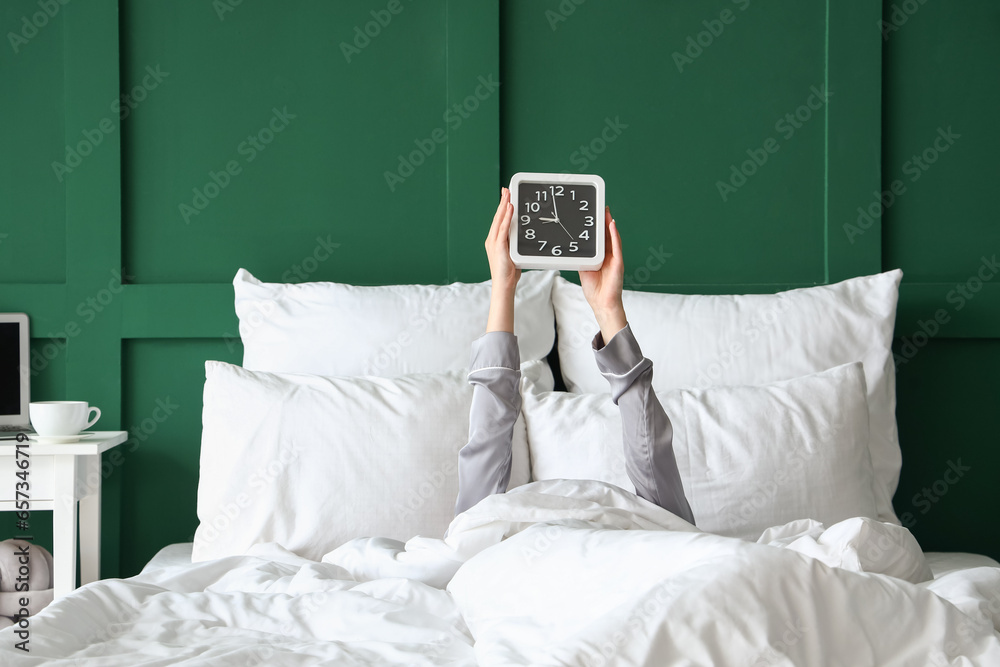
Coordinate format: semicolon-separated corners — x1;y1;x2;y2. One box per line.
1;480;998;665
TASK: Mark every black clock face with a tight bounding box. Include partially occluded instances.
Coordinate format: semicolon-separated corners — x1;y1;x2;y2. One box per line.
517;183;597;257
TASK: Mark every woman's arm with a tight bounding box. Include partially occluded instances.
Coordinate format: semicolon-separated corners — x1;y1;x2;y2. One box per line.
593;324;694;524
454;188;523;516
454;332;521;516
580;207;695;525
485;187;521;334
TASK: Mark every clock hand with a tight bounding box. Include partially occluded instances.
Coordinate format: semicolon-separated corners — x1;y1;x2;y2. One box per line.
555;218;574;240
548;188;572;238
550;188;573;238
538;217;558;223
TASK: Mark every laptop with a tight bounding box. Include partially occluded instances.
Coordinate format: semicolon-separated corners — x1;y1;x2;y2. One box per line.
0;313;32;433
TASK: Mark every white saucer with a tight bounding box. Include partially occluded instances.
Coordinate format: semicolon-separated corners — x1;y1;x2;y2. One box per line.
28;432;96;444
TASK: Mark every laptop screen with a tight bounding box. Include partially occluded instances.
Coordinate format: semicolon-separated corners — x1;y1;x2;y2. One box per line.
0;322;21;416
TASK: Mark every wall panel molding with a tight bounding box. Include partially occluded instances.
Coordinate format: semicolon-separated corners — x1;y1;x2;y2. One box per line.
63;0;123;577
6;0;997;573
445;0;500;283
825;0;883;281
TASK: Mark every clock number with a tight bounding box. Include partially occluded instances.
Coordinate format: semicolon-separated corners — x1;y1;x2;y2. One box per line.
569;241;579;252
579;230;590;240
579;200;589;211
550;185;564;197
584;216;594;227
521;215;530;224
571;189;576;200
525;202;540;213
524;228;536;240
538;240;547;251
552;245;562;256
536;190;547;201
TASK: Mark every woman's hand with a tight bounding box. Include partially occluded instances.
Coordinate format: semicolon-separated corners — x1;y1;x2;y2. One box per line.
579;205;628;344
485;187;521;333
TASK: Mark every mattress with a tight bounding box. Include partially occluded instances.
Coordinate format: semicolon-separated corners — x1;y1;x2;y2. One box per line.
925;551;1000;577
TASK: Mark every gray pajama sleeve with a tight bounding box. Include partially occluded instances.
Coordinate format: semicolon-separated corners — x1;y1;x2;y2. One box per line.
453;331;522;516
593;324;696;525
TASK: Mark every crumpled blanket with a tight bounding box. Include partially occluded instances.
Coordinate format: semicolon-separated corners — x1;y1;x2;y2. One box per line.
0;480;997;666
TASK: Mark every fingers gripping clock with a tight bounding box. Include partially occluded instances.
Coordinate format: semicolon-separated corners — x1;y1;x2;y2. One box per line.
508;172;606;271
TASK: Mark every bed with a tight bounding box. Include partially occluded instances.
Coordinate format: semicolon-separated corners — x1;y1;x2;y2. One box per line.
3;484;1000;665
2;268;998;665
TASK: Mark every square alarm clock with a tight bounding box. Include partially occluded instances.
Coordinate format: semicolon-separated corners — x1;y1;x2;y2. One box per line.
508;172;605;271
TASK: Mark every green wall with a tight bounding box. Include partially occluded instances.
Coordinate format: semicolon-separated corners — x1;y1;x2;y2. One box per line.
882;0;1000;556
1;0;997;576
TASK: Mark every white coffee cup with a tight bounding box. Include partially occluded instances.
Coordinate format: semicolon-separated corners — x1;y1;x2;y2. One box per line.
29;401;101;437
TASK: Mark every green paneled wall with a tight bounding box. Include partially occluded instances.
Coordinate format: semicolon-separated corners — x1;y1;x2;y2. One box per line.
120;0;454;286
882;1;1000;279
0;0;66;285
1;0;997;576
504;0;833;285
882;0;1000;559
120;339;242;575
892;339;1000;556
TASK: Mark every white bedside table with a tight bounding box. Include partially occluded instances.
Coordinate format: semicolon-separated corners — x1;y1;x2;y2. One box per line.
0;431;127;599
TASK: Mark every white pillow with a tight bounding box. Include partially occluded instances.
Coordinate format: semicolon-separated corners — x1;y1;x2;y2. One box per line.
193;361;530;562
552;270;902;524
523;362;879;541
235;268;557;388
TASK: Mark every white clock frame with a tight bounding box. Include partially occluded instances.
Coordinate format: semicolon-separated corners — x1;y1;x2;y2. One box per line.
508;172;606;271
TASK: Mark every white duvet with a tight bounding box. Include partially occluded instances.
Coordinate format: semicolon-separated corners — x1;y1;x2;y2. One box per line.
2;480;999;665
